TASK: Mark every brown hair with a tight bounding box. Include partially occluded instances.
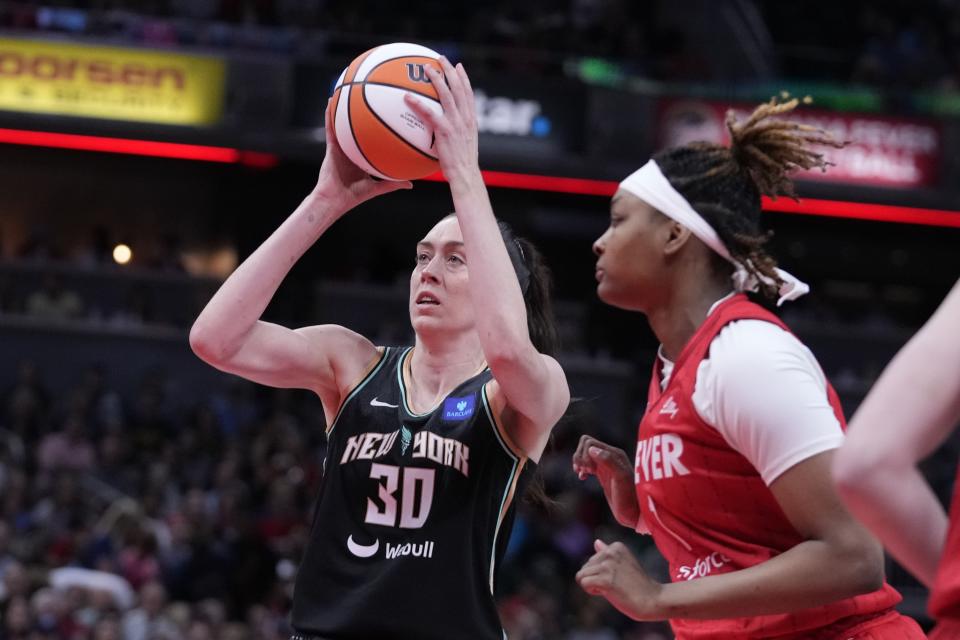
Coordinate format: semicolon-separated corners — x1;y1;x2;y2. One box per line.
653;96;846;299
440;214;559;355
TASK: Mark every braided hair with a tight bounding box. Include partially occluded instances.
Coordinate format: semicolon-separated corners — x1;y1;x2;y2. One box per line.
653;96;845;299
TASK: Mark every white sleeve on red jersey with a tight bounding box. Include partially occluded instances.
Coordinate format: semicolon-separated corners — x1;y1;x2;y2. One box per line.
692;319;845;486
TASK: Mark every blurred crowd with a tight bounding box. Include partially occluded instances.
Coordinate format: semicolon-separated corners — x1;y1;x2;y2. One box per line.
0;226;197;330
762;0;960;90
0;221;944;415
0;0;668;78
5;0;960;87
0;353;677;639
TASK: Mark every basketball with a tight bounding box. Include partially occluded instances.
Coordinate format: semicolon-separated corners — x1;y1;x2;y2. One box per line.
331;42;444;181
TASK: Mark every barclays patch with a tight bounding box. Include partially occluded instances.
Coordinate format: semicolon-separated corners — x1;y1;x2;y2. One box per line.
442;395;475;421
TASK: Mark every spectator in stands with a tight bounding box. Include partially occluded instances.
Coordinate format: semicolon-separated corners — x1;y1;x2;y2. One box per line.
29;587;64;637
73;226;113;269
3;593;33;638
90;609;122;640
17;226;59;263
25;274;83;320
0;560;30;604
4;362;47;451
37;413;96;473
123;581;179;640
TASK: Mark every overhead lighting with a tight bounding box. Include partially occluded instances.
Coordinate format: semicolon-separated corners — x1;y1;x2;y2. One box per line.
759;196;960;228
421;172;960;228
112;243;132;265
0;128;278;167
0;127;957;227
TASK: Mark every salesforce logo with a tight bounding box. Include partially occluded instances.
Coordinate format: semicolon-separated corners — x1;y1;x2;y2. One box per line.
475;90;551;138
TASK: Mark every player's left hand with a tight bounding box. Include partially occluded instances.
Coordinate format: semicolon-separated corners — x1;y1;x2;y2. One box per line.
316;98;412;213
403;56;480;185
576;539;664;620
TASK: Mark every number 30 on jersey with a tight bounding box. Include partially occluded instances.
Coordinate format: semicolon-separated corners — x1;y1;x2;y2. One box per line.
365;463;435;529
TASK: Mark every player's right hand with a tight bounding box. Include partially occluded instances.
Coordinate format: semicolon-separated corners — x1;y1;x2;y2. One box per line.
315;99;412;213
573;435;642;529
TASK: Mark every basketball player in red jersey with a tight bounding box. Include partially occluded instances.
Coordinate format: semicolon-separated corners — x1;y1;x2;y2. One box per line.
835;278;960;639
571;98;926;639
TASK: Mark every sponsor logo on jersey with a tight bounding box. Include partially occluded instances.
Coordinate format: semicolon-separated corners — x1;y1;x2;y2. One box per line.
659;395;679;418
345;534;436;560
385;540;435;560
442;395;475;421
370;397;399;408
635;433;690;482
676;551;732;581
346;534;380;558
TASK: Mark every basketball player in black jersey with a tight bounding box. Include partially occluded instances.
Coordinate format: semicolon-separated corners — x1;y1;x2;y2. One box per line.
190;57;570;639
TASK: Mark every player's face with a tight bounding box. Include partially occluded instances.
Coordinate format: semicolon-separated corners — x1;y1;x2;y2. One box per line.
409;216;474;334
593;191;669;311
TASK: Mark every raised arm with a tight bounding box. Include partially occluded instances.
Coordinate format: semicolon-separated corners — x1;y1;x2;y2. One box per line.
189;103;411;415
833;278;960;586
404;58;569;459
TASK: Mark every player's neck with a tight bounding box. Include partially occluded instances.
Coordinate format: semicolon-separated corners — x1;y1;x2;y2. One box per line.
647;276;733;362
407;334;486;409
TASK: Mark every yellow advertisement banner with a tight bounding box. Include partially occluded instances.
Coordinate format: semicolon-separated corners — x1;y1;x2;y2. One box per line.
0;38;225;125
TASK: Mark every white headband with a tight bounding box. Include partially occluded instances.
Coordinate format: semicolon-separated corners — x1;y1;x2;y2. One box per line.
619;160;809;306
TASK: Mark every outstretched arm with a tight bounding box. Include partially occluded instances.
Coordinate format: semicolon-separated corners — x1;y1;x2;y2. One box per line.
405;58;569;458
834;278;960;586
190;102;411;413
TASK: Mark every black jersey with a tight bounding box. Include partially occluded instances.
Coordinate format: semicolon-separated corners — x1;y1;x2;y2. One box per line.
291;346;536;640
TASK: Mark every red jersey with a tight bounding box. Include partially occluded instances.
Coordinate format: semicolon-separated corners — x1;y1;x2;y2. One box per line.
635;294;902;639
930;466;960;625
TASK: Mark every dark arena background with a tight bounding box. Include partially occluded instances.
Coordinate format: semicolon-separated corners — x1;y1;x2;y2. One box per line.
0;1;958;638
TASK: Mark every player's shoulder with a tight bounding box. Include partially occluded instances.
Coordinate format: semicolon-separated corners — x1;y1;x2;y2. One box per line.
707;319;817;380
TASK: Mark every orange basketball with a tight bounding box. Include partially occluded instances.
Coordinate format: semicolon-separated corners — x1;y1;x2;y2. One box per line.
331;43;444;181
